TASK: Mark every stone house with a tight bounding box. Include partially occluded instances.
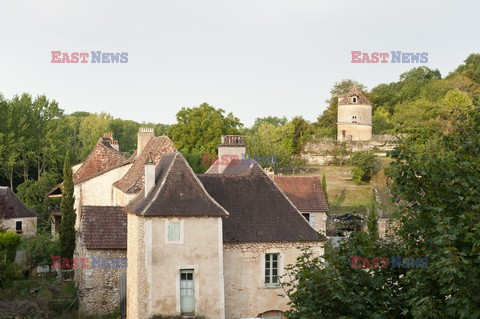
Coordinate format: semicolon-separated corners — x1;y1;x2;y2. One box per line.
272;176;329;234
63;131;325;318
337;86;372;141
0;186;37;236
124;151;323;318
76;206;127;313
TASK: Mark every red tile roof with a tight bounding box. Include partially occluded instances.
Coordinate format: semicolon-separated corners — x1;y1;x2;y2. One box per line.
73;137;127;184
81;206;127;250
272;176;329;212
113;136;176;194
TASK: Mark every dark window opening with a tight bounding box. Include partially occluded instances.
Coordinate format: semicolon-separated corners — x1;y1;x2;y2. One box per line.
302;213;310;222
16;221;22;231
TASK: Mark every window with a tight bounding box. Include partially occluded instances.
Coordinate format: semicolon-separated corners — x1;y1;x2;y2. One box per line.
259;310;283;318
167;221;180;242
265;253;279;285
16;221;22;231
302;213;316;227
180;270;195;314
352;96;357;103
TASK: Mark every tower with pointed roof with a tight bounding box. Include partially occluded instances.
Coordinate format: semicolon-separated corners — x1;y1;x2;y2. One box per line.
337;86;372;141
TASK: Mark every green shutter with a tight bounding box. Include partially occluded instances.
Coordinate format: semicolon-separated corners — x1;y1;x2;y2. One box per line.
168;222;180;241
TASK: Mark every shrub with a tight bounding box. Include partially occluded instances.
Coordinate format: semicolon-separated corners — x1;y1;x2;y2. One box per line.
349;150;379;182
352;167;365;185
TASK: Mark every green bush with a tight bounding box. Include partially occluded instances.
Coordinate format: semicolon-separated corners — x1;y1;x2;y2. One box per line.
349;150;379;182
23;232;60;270
0;232;21;262
352;167;365;185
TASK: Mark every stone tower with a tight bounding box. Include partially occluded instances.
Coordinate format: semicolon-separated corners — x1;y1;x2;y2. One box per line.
337;86;372;141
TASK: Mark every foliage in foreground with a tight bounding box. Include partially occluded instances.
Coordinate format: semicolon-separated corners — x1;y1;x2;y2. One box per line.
283;106;480;318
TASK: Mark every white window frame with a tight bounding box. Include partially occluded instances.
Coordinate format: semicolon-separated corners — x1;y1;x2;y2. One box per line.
165;219;184;244
262;252;282;287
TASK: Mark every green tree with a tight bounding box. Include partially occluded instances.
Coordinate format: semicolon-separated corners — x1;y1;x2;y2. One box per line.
372;107;393;134
389;106;480;318
246;123;292;168
282;232;404;319
59;152;76;259
349;150;379;182
78;113;112;159
322;173;328;204
168;103;243;154
23;233;59;272
251;116;288;132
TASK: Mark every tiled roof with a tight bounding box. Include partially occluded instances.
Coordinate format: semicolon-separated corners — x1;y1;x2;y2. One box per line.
113;136;176;194
273;176;329;212
222;159;265;176
197;174;323;243
0;187;37;219
125;152;228;217
73;137;127;184
338;86;371;105
81;206;127;250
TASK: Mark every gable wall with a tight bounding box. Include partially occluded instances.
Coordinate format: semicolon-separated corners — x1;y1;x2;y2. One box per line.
127;214;225;319
223;241;323;319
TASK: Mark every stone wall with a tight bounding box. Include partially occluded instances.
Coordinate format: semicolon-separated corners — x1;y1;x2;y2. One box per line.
75;239;126;316
1;217;37;237
302;139;396;165
223;241;323;319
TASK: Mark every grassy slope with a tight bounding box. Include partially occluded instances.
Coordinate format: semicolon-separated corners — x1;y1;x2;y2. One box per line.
291;157;395;218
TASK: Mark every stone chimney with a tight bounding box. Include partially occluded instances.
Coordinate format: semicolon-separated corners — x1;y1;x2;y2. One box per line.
137;128;155;158
217;135;246;174
103;133;120;151
144;153;155;198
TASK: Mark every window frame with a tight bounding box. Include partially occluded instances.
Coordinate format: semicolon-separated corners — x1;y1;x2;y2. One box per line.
264;253;281;286
165;219;184;244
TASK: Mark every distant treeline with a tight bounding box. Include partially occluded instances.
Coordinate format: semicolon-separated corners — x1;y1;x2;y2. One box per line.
1;53;479;219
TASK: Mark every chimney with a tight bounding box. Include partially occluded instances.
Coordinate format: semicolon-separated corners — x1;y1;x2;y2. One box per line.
103;133;120;151
110;140;119;152
144;153;155;198
137;128;155;158
217;135;246;174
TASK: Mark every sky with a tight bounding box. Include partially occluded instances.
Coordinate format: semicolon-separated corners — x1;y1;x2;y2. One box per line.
0;0;478;127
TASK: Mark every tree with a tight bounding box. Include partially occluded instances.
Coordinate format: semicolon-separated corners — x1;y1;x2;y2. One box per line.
349;150;379;182
17;172;59;231
372;107;393;134
78;112;112;159
389;106;480;318
168;103;243;154
282;232;404;319
246;123;292;168
23;233;59;272
59;152;76;259
322;173;328;204
251;116;287;132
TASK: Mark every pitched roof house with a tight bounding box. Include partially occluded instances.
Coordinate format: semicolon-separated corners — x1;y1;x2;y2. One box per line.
72;133;325;318
124;152;323;318
273;176;329;233
0;187;37;236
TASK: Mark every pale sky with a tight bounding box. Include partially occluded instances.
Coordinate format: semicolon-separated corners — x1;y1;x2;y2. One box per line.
0;0;478;127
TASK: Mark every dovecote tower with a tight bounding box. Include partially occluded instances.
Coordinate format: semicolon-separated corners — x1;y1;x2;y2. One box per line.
337;86;372;141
